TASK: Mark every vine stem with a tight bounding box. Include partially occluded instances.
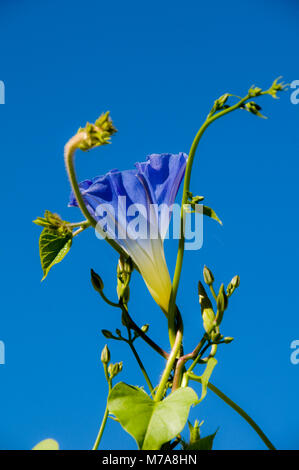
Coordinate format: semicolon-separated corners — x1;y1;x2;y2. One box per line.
128;340;154;393
167;94;250;347
154;327;183;402
64;133;127;257
187;375;276;451
92;364;112;450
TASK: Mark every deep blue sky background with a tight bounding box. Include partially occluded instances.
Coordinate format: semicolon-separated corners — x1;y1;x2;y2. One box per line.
0;0;298;450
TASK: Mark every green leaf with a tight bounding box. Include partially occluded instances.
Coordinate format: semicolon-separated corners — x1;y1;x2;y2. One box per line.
182;431;217;450
108;382;198;450
32;438;59;450
39;228;73;280
203;205;222;225
196;357;218;404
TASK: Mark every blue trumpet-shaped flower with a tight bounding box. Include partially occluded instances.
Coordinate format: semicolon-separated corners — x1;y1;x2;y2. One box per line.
69;153;188;313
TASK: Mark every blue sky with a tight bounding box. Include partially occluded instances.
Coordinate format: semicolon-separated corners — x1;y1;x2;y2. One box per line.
0;0;298;450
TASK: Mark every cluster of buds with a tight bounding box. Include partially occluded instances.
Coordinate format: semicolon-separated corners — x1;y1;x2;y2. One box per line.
209;93;231;116
199;266;240;342
33;210;72;236
108;361;123;379
117;256;133;304
248;85;263;98
77;111;117;151
266;77;288;99
101;344;123;380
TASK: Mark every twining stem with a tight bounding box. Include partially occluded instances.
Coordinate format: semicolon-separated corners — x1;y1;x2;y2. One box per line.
167;94;250;347
120;304;169;360
128;338;154;393
64;133;127;258
92;364;112;450
172;335;208;391
154;327;183;402
187;375;276;451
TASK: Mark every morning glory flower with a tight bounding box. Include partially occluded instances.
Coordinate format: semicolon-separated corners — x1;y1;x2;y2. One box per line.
69;153;188;313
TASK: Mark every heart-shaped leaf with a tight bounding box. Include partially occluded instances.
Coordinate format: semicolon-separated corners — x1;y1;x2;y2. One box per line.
108;382;198;450
39;228;73;280
32;438;59;450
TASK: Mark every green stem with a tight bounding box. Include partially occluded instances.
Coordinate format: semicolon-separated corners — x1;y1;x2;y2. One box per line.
154;327;183;402
68;220;90;228
64;133;126;257
120;304;169;360
208;381;276;450
128;341;154;393
99;290;120;308
188;374;276;451
92;364;112;450
167;94;250;347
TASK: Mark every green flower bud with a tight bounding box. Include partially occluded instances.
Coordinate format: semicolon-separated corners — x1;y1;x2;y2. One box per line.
248;85;262;97
108;361;123;379
101;344;110;364
115;329;122;337
77;111;117;151
198;281;215;334
91;269;104;293
223;337;234;344
227;275;240;296
117;256;133;303
141;324;149;333
217;284;228;311
267;77;288;99
101;329;114;339
203;265;214;286
231;275;240;288
244;101;267;119
216;284;228;325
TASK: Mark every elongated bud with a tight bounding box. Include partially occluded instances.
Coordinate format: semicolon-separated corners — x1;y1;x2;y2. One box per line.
203;265;214;286
91;269;104;293
101;344;110;364
198;281;215;334
101;329;114;339
216;284;228;325
223;337;234;344
117;256;133;303
231;275;240;288
227;275;240;296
